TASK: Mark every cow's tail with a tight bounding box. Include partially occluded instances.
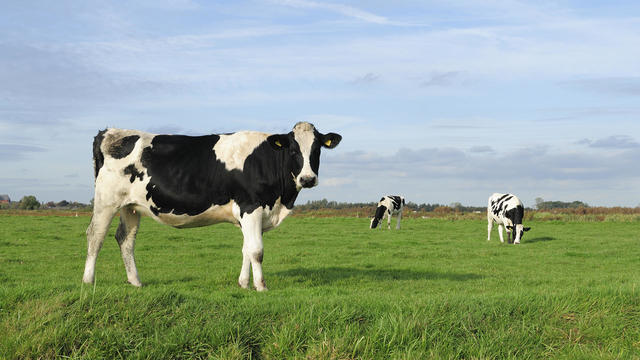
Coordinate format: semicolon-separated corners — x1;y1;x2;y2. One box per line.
93;129;107;179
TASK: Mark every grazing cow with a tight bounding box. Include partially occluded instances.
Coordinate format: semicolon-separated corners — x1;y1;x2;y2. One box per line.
82;122;341;291
487;193;531;244
370;195;405;229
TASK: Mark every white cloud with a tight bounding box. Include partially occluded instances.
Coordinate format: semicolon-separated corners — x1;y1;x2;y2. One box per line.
271;0;393;25
321;177;355;187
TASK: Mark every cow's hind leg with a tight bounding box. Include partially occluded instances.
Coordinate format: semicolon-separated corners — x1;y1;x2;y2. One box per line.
395;210;402;230
238;209;267;291
115;207;142;287
83;206;117;284
498;225;505;243
487;219;493;241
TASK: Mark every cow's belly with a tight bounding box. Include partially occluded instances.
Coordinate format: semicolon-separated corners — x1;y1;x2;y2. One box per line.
134;201;238;228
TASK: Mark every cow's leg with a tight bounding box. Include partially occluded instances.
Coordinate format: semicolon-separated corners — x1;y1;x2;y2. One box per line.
238;208;267;291
498;225;505;243
115;207;142;287
487;219;493;241
395;209;402;230
387;212;392;229
83;206;117;284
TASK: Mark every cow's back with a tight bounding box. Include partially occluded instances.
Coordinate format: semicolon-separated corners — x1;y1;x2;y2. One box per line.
487;193;524;225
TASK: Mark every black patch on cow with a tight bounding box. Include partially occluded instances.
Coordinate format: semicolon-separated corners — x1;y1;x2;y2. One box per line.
255;250;264;263
123;164;144;183
505;205;524;225
496;193;512;203
108;135;139;159
93;129;107;178
141;133;302;218
374;205;387;221
309;130;322;176
388;196;403;211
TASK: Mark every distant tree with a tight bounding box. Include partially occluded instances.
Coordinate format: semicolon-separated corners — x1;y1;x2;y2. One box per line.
19;195;40;210
536;199;589;210
56;200;70;207
449;202;463;212
535;197;544;210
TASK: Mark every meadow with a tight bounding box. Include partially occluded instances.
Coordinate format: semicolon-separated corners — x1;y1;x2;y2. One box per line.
0;214;639;359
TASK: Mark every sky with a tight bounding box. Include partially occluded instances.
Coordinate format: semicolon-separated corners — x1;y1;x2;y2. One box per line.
1;0;640;207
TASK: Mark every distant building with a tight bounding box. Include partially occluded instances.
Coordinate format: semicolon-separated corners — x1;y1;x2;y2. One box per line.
0;194;10;203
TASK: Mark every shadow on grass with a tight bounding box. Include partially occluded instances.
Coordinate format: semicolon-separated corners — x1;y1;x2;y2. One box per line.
143;276;198;286
525;236;555;244
275;266;483;286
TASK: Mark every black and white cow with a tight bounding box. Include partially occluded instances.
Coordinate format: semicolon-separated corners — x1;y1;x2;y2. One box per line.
487;193;531;244
82;122;341;291
370;195;405;230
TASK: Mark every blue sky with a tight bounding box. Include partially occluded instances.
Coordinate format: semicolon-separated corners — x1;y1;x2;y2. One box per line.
1;0;639;207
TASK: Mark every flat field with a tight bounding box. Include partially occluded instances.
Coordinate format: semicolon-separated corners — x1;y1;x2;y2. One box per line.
0;215;639;359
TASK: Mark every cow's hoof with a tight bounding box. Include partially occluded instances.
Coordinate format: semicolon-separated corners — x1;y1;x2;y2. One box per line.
514;242;520;245
128;279;143;287
255;280;268;292
238;280;250;289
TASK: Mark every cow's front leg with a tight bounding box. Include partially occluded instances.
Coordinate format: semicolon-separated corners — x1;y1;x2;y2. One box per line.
239;208;268;291
387;212;392;230
498;225;505;243
487;219;493;241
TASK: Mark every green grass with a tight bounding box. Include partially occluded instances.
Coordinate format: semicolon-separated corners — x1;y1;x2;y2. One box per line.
1;215;639;359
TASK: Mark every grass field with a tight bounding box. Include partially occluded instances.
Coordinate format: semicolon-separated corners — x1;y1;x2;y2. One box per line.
1;214;639;359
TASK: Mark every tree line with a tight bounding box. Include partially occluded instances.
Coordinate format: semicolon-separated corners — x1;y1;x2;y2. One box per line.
2;195;626;212
0;196;92;211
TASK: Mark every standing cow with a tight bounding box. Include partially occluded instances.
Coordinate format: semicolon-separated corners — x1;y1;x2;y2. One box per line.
370;195;405;230
487;193;531;244
83;122;341;291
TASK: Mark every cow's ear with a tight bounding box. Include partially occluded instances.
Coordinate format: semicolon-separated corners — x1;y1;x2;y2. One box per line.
267;134;291;150
321;133;342;149
523;227;531;231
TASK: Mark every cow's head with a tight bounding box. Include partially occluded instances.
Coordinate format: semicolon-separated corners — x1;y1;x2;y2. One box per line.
370;205;387;229
506;224;531;244
267;122;341;190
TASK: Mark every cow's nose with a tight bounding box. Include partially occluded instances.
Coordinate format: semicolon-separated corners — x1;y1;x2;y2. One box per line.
299;176;317;188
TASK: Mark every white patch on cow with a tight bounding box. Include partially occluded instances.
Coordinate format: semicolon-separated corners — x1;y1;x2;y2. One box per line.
150;201;238;228
292;122;318;188
213;131;269;171
262;197;292;231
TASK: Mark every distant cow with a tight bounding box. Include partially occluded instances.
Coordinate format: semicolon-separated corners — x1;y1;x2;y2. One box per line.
370;195;405;229
487;193;531;244
82;122;341;291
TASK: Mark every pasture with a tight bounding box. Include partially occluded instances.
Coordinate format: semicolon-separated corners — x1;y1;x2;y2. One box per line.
0;214;639;359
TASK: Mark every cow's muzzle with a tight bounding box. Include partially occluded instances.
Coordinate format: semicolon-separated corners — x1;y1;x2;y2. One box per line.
299;175;317;188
